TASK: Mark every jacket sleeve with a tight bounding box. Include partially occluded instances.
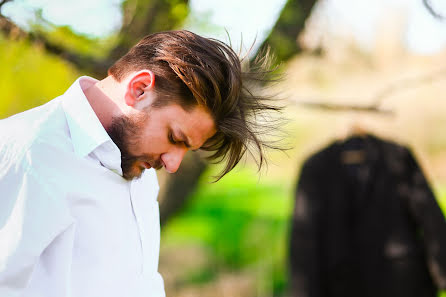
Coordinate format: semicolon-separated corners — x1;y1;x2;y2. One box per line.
0;155;74;297
402;149;446;289
289;156;325;297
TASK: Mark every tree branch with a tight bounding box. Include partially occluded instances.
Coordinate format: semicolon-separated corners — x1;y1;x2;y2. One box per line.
294;66;446;114
297;101;394;115
423;0;446;20
0;0;13;13
372;67;446;106
0;15;113;77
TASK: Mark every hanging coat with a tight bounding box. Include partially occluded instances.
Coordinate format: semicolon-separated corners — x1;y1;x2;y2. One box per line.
289;134;446;297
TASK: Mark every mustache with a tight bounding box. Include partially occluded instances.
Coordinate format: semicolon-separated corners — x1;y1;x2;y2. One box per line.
146;158;163;170
135;156;163;170
151;160;163;170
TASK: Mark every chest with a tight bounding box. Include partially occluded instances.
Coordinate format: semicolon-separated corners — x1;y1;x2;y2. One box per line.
59;156;160;280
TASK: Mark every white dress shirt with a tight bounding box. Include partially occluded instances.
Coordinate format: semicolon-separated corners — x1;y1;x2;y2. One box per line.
0;77;165;297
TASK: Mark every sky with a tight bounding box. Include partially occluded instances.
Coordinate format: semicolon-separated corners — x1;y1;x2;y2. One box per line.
3;0;446;55
406;0;446;53
185;0;287;54
310;0;446;54
2;0;123;37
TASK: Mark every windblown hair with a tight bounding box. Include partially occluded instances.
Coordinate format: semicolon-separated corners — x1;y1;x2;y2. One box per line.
109;30;282;180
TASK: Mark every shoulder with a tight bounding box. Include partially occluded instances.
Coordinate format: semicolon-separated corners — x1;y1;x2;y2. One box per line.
300;139;340;175
0;98;73;174
0;99;75;216
0;99;74;230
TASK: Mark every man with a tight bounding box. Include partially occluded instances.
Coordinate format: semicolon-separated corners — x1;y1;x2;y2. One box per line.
0;30;279;297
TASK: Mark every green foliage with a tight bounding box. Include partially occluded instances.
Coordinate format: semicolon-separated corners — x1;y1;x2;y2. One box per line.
163;165;446;295
114;0;190;57
162;167;293;295
0;34;79;118
167;0;189;25
32;24;118;59
437;186;446;214
121;0;189;31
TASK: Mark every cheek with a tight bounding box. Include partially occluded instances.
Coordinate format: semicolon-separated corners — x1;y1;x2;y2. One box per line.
132;128;169;156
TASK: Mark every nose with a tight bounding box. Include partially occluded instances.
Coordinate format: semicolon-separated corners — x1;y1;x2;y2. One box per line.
161;146;188;173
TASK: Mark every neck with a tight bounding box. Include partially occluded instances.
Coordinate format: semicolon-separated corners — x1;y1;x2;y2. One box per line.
83;76;124;130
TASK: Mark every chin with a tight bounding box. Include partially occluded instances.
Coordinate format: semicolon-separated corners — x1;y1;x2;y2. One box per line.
123;166;145;181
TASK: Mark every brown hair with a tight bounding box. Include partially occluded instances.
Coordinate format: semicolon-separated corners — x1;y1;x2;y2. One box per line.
109;30;283;180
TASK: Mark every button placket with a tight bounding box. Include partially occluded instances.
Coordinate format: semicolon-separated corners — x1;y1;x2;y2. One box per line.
129;181;145;274
129;171;161;275
143;200;161;273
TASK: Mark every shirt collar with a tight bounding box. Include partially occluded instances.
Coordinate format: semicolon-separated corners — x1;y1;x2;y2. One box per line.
61;76;116;159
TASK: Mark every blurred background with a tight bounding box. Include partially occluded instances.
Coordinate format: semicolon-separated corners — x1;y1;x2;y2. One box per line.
1;0;446;296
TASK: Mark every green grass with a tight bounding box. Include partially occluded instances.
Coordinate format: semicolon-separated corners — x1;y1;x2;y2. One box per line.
3;33;446;296
162;166;293;294
162;164;446;295
436;185;446;213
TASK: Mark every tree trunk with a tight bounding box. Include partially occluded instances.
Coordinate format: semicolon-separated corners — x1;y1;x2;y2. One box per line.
157;152;207;226
1;0;318;226
257;0;318;62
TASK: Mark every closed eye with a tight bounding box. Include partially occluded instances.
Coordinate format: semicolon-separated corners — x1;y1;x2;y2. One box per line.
168;132;177;144
169;130;191;148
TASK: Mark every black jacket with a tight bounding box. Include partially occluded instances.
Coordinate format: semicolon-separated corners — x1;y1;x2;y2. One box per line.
289;134;446;297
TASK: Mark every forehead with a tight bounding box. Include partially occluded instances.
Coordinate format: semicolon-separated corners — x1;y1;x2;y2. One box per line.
158;104;216;149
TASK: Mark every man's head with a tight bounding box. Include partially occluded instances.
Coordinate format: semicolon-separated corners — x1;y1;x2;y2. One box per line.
106;30;280;180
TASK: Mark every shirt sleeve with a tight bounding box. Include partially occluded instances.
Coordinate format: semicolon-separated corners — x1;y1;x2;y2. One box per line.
0;153;74;297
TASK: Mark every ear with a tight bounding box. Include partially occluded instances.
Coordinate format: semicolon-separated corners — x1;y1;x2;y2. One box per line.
124;70;155;107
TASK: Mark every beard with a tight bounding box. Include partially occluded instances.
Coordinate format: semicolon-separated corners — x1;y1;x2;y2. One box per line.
106;113;162;180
